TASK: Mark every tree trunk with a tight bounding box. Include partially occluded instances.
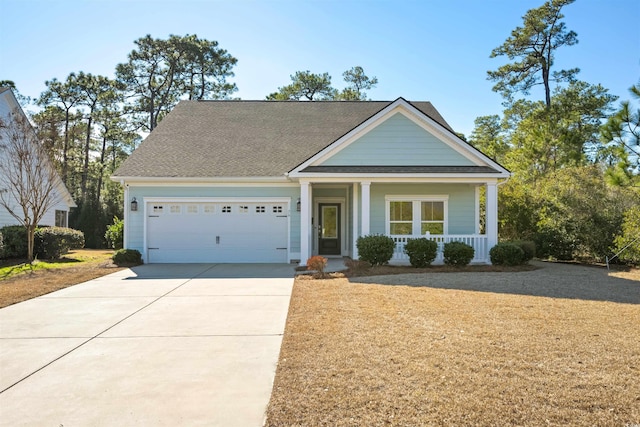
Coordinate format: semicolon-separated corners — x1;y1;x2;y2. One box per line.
81;114;93;201
62;109;70;185
27;224;35;263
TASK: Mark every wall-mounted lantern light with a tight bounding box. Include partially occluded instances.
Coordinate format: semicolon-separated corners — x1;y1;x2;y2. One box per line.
296;198;301;212
131;197;138;212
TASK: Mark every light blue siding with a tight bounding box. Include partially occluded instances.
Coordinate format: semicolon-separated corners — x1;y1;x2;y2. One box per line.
369;183;477;235
320;113;475;166
126;185;300;257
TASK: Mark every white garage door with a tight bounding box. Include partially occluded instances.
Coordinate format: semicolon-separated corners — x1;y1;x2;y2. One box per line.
146;200;289;263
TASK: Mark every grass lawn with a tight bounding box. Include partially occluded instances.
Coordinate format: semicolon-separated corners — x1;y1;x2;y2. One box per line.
0;249;124;308
266;266;640;426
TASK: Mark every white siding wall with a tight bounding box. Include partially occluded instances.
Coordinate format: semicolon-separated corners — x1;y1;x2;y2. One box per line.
0;89;75;228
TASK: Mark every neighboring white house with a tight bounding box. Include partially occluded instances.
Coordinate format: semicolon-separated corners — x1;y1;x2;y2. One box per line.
0;87;76;228
112;97;510;265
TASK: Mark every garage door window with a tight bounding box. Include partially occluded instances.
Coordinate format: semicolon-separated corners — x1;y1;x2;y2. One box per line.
153;205;164;214
170;205;181;214
256;206;266;213
222;206;231;213
187;205;198;214
273;206;283;213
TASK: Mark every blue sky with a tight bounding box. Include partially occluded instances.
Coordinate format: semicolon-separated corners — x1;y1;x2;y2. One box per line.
1;0;638;136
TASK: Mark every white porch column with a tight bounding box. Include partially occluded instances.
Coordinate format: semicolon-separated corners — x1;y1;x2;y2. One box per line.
485;182;498;253
352;182;359;259
361;181;371;236
300;181;312;264
475;184;481;234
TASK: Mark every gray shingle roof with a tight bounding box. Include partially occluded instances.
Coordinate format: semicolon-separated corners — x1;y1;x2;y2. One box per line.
113;99;456;178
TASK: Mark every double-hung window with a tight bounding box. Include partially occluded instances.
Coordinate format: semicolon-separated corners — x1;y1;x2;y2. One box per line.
386;196;448;235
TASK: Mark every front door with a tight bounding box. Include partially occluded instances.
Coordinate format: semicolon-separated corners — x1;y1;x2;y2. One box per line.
318;203;340;255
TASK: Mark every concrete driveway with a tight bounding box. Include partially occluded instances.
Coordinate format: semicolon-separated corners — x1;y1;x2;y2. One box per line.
0;263;295;426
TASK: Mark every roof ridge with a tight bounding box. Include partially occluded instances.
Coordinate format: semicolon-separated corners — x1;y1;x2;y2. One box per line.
193;99;409;103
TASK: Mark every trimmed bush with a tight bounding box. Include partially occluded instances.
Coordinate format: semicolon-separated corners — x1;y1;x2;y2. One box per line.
357;234;395;266
512;240;536;262
112;249;143;266
34;227;85;259
490;243;525;266
443;241;474;266
404;238;438;268
105;217;124;250
0;226;28;259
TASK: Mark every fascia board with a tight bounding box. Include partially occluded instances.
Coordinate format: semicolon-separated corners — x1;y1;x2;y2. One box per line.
288;175;504;184
111;176;294;186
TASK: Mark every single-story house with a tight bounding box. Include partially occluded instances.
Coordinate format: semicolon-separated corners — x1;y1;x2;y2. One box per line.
112;97;510;264
0;87;76;228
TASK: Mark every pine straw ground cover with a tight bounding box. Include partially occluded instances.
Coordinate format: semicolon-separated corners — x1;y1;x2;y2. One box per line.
266;262;640;426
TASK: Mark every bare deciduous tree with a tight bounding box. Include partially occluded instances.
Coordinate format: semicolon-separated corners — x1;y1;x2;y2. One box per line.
0;110;61;261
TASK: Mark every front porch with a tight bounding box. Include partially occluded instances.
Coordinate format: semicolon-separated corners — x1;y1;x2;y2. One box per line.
298;180;499;265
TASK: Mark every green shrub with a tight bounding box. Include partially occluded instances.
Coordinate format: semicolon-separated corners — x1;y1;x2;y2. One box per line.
614;206;640;266
0;226;28;259
490;243;525;266
512;240;536;262
443;241;474;266
34;227;85;260
105;217;124;250
356;234;396;266
112;249;143;266
534;226;576;260
404;238;438;268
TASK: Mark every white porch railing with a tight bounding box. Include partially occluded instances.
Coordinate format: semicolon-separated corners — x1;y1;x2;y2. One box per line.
390;234;489;264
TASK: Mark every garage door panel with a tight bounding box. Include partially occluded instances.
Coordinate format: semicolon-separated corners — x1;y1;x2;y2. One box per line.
146;201;288;263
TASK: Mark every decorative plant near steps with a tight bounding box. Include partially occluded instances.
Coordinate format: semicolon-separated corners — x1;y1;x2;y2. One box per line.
306;255;328;278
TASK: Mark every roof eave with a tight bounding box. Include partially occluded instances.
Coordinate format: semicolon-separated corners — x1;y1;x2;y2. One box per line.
110;175;292;184
290;172;511;180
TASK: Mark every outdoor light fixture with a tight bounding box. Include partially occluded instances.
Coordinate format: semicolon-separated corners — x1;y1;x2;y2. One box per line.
296;198;301;212
131;197;138;212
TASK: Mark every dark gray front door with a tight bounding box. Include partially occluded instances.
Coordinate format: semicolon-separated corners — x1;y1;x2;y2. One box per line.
318;203;340;255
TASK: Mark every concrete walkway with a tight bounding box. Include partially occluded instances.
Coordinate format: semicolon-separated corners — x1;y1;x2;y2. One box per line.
0;263;295;426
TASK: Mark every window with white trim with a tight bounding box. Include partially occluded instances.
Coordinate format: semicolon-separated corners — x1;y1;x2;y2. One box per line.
55;210;67;227
386;196;448;235
203;205;215;214
239;205;249;213
170;205;181;214
273;206;283;213
255;206;265;213
221;205;231;213
187;205;198;214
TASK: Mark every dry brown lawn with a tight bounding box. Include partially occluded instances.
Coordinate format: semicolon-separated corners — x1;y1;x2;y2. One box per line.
266;264;640;426
0;249;124;308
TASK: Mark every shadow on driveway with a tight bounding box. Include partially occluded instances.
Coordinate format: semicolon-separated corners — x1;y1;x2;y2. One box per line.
125;263;296;280
350;261;640;304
